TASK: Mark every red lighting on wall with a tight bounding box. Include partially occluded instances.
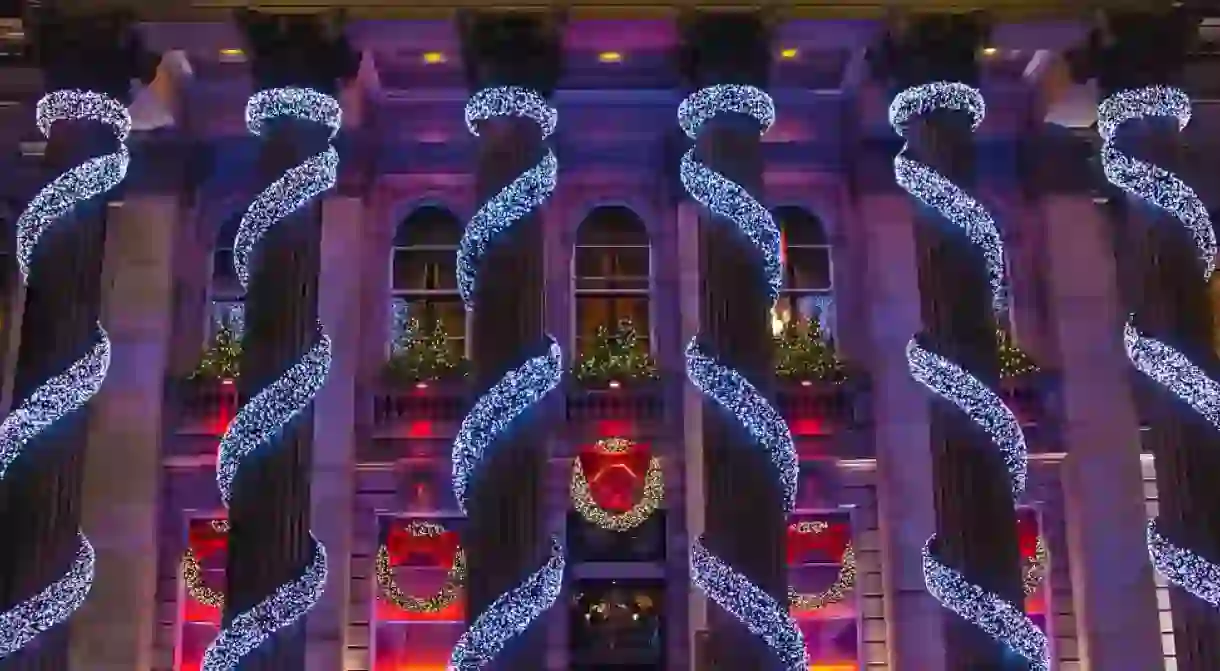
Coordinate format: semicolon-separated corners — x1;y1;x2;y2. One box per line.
593;419;634;436
788;417;828;437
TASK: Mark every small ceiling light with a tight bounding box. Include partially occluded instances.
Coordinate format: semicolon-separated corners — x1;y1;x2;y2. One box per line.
780;47;799;59
982;46;999;56
219;48;245;62
598;51;623;63
422;51;446;65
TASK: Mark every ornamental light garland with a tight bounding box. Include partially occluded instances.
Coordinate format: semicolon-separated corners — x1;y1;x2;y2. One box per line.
201;87;339;671
891;82;1050;671
1099;86;1220;609
678;84;807;671
182;519;230;609
448;86;566;670
0;89;130;658
456;86;558;310
787;522;856;612
376;520;466;615
570;438;664;533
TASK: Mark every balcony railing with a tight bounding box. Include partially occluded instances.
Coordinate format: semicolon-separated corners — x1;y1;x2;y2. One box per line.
999;370;1060;451
565;378;666;425
775;377;870;433
371;379;470;434
170;376;237;436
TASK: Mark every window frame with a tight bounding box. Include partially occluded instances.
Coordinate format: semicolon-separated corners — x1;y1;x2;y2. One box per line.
571;208;654;356
207;222;245;344
388;208;469;359
774;207;835;339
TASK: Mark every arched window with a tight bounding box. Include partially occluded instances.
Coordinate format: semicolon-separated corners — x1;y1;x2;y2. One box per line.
773;206;833;338
574;206;651;354
209;216;244;338
390;205;465;355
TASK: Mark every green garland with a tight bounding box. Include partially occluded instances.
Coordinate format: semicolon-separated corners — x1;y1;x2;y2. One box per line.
384;318;468;384
997;325;1038;379
191;324;242;381
774;317;846;383
574;318;658;384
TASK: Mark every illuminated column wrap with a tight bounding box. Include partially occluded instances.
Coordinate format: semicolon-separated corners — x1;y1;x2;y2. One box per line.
1099;86;1220;607
678;84;808;671
200;87;338;671
0;89;128;659
890;82;1049;671
447;86;565;671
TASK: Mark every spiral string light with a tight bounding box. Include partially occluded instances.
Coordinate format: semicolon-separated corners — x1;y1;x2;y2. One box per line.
457;86;558;309
0;90;130;657
1099;86;1220;608
447;86;565;670
891;82;1049;671
201;87;340;671
678;84;807;671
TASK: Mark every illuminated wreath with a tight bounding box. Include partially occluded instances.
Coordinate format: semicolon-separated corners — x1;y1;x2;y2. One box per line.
787;521;856;611
181;519;229;608
570;437;664;533
376;520;466;614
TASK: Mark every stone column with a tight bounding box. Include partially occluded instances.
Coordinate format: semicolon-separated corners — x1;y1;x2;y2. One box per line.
71;44;193;671
0;12;157;671
853;138;948;668
1088;11;1220;669
70;174;181;670
679;14;787;669
676;200;706;665
306;194;365;671
871;16;1025;669
1028;129;1163;669
1;215;22;415
222;11;358;670
458;13;561;668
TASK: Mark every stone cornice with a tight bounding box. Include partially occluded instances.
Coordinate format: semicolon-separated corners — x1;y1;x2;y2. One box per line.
84;0;1161;22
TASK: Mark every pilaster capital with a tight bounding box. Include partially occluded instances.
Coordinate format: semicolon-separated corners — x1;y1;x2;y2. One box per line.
678;12;771;89
1074;9;1198;98
867;12;990;89
235;9;360;95
34;9;160;101
458;12;563;96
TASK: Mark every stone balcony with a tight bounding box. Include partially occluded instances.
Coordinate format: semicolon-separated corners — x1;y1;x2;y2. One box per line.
165;369;1059;461
171;376;238;435
999;370;1061;452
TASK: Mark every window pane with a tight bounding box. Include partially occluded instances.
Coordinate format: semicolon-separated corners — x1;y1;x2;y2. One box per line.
211;300;245;337
777;292;835;338
211;249;243;300
392;248;457;292
576;206;649;246
574;246;650;292
786;246;832;291
393;296;466;357
394;207;463;246
575;295;650;354
776;207;827;245
212;250;236;282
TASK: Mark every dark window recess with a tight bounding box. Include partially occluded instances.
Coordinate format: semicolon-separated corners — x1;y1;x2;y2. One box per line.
567;510;666;563
570;579;665;669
